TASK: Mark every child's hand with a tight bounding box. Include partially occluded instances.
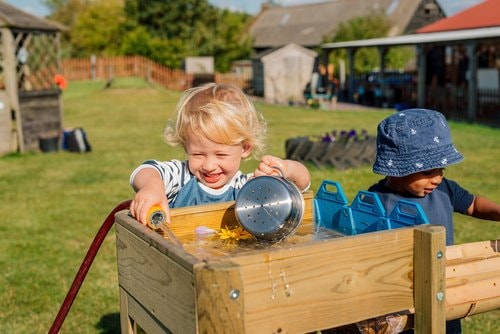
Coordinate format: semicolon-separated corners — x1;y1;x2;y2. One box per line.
130;178;170;226
254;155;311;192
254;155;284;177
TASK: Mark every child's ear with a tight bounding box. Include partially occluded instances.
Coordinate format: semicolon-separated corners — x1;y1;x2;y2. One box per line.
241;143;253;158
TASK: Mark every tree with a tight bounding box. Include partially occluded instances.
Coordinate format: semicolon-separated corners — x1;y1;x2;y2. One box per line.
70;1;126;57
323;13;413;74
42;0;71;13
45;0;253;71
124;0;217;41
210;10;253;73
324;14;391;73
123;0;215;68
44;0;91;56
123;0;251;72
120;26;187;68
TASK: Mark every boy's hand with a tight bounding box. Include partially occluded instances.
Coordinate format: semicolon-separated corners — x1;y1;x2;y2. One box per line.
130;179;170;225
254;155;311;192
254;155;284;177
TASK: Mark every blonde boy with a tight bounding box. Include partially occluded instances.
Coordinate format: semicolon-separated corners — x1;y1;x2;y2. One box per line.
130;83;310;224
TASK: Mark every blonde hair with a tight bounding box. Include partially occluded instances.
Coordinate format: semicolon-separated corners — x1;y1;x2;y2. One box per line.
164;83;266;159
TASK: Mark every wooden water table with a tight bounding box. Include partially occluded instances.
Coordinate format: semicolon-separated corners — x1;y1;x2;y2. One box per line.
114;191;499;333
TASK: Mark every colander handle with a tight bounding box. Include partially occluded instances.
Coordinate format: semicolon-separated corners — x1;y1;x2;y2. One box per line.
271;165;285;177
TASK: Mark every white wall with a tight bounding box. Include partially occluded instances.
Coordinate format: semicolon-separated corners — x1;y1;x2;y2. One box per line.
262;44;317;104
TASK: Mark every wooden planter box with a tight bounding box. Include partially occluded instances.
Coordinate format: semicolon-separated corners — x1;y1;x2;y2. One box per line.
114;191;499;333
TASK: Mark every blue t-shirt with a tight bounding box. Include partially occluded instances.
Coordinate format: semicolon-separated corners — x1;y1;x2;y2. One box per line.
368;177;474;245
370;177;471;334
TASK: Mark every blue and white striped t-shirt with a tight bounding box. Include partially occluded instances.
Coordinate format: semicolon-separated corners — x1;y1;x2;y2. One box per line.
130;159;252;208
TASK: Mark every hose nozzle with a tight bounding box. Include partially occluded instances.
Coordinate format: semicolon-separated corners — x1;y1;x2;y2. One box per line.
147;205;166;228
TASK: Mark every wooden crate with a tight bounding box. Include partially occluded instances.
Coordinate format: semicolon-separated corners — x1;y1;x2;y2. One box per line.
114;191;499;333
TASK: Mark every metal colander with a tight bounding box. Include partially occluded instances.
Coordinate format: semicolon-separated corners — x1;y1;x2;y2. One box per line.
235;168;304;241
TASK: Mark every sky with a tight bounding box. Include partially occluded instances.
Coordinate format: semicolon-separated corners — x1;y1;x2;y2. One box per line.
6;0;485;19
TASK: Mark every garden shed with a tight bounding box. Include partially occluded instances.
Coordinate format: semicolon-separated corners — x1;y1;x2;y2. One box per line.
252;43;317;104
0;2;63;154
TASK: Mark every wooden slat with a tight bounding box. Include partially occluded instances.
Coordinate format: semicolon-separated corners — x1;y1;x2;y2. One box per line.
116;211;198;268
125;289;173;334
446;239;499;263
446;256;500;280
115;223;197;334
229;228;415;333
444;239;500;322
166;191;314;238
119;288;136;334
446;297;500;320
447;276;499;306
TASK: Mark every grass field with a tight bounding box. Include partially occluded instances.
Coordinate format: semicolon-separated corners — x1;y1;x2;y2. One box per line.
0;78;498;333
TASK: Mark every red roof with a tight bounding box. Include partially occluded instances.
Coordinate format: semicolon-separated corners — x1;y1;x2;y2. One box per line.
417;0;500;33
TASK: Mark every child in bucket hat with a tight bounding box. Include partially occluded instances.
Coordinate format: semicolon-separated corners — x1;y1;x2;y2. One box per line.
367;108;500;334
372;108;463;177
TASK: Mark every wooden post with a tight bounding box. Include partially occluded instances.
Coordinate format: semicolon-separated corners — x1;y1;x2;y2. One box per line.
1;27;24;152
378;46;388;106
56;32;64;134
195;262;245;333
90;54;96;80
466;41;478;122
119;288;136;334
414;225;446;334
0;91;12;154
347;48;357;102
416;45;427;108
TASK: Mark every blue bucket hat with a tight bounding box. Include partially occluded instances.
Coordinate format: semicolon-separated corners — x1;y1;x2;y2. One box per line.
373;109;463;177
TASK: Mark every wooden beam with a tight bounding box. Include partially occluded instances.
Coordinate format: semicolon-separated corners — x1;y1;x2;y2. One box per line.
378;46;388;105
195;261;245;333
0;91;13;154
56;32;64;131
347;48;357;102
466;41;478;122
1;28;24;152
414;225;446;334
119;288;136;334
416;45;426;108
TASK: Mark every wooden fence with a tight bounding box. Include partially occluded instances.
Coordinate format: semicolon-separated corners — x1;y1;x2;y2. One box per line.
60;55;251;92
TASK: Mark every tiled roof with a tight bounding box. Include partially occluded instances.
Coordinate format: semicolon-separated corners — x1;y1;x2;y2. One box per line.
249;0;444;49
417;0;500;33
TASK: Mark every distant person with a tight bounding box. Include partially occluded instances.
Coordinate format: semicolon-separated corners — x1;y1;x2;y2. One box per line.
367;108;500;334
129;83;310;224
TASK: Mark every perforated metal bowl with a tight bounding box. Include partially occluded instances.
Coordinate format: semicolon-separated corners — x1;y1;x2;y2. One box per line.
235;169;304;241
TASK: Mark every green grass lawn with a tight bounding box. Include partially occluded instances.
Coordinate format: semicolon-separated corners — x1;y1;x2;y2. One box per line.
0;78;498;333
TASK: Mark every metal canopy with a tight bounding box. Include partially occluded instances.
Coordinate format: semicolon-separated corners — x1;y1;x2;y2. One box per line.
319;26;500;121
321;26;500;50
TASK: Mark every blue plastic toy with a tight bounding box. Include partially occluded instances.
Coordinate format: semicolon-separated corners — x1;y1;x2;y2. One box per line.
314;180;348;230
314;180;430;235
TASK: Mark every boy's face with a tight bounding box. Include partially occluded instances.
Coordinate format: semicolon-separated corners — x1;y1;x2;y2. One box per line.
185;133;252;189
386;168;444;197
